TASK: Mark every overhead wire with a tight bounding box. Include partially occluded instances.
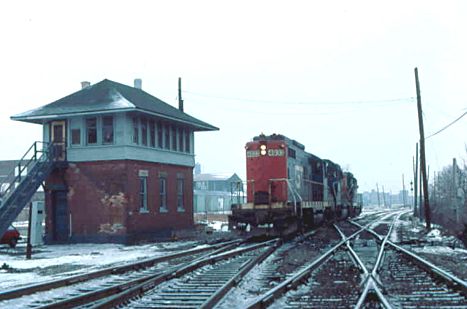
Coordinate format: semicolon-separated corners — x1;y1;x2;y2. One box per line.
185;97;413;117
426;110;467;139
183;90;414;106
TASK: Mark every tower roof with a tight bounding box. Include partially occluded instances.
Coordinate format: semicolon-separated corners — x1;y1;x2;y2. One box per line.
11;79;218;131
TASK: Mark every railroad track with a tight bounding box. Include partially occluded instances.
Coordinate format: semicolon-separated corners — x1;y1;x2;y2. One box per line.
243;210;467;308
5;210;464;308
217;227;342;307
0;239;242;308
125;244;272;308
379;245;467;308
94;238;279;308
263;220;384;308
220;210;399;308
358;217;467;308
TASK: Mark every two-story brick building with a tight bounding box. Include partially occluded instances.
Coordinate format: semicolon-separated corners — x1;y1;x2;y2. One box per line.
11;79;218;243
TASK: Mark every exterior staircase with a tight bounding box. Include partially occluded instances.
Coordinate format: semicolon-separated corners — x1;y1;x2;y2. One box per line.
0;142;59;238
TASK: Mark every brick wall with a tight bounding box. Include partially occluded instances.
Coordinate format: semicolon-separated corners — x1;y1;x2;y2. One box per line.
45;160;194;243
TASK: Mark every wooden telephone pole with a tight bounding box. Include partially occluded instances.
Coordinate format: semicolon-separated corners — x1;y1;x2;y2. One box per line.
402;174;407;207
414;67;431;229
376;183;381;207
382;186;386;207
413;143;419;216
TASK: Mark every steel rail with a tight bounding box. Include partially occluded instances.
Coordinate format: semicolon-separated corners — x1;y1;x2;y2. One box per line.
353;212;404;309
90;239;279;309
35;240;243;309
243;212;404;308
244;224;373;308
201;230;316;308
354;277;393;309
370;211;403;278
335;224;393;309
352;211;467;291
387;241;467;293
354;210;467;307
0;239;240;302
200;239;282;308
333;224;369;277
350;220;383;242
245;212;398;308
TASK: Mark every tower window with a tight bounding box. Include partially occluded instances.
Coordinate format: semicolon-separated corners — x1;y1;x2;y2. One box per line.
86;118;97;145
102;116;114;144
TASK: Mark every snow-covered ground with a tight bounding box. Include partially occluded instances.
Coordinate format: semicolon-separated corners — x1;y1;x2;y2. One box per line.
1;213;465;306
0;219;232;292
0;240;201;291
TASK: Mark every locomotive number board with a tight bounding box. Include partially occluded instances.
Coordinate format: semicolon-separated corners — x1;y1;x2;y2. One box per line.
246;149;285;157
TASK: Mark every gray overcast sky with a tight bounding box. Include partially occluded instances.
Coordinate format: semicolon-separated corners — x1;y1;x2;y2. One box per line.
1;0;466;193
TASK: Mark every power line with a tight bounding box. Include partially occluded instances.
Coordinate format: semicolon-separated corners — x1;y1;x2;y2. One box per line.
426;110;467;139
183;90;414;106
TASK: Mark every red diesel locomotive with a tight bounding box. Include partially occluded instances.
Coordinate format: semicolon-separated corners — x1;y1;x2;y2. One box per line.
229;133;361;235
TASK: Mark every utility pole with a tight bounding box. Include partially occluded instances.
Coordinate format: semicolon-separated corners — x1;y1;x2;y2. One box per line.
376;183;381;207
414;67;431;229
382;185;386;208
402;174;407;207
453;158;459;223
178;77;184;112
419;163;423;218
413;144;419;216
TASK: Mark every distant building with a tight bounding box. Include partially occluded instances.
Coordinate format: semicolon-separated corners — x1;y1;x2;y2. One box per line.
361;189;413;208
193;173;244;213
194;163;201;176
10;79;218;243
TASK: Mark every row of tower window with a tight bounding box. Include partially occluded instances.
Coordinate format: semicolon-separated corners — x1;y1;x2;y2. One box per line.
139;175;185;213
69;115;191;153
132;117;191;153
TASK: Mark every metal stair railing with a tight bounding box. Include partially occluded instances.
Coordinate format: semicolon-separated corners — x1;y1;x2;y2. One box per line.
0;141;58;237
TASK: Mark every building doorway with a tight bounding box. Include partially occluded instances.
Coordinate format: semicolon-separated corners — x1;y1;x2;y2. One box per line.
50;120;66;160
52;190;69;241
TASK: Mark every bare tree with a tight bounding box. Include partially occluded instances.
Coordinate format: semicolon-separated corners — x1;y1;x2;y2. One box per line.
431;153;466;237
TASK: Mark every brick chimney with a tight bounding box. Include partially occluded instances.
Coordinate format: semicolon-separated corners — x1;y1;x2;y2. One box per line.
178;77;184;112
81;81;91;89
134;78;142;89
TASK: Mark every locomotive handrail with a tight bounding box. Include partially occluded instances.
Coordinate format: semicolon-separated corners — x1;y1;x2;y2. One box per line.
303;178;322;201
246;179;255;207
268;178;303;217
288;179;303;203
287;179;303;218
268;178;293;213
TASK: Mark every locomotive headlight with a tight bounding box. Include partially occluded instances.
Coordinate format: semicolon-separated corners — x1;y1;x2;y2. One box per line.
260;144;267;155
